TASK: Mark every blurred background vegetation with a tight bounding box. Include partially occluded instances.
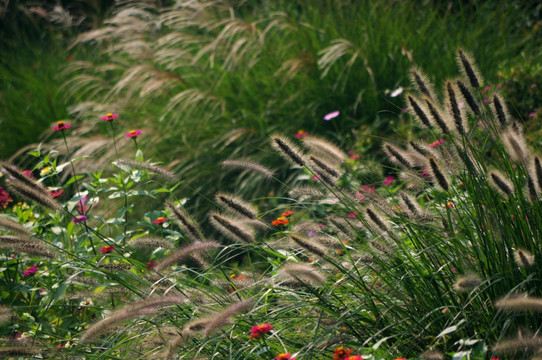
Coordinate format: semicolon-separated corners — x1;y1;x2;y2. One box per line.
1;0;540;217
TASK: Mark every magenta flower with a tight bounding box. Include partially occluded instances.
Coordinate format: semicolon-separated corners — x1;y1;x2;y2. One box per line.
384;176;395;185
126;129;142;138
530;112;537;118
22;265;38;277
23;170;34;178
100;245;115;254
532;83;538;89
250;323;273;339
53;121;71;131
348;212;357;218
101;113;119;121
323;110;340;121
77;196;89;214
429;138;445;148
72;215;87;224
483;98;489;104
50;189;64;199
152;217;168;224
294;130;308;138
0;187;13;209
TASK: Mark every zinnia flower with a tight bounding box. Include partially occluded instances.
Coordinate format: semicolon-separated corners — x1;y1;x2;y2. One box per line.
72;215;87;224
276;353;295;360
347;356;363;360
429;138;445;148
126;129;142;138
333;346;353;360
100;245;115;254
53;121;71;131
50;189;64;198
145;260;157;270
22;170;34;178
294;130;308;138
250;323;273;339
384;176;395;185
152;217;168;224
393;358;407;360
281;210;294;217
272;217;289;226
323;110;340;121
40;166;52;176
0;186;13;209
530;112;537;118
101;113;119;121
22;265;38;277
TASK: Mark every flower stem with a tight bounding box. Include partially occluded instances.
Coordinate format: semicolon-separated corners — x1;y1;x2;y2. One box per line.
109;122;129;242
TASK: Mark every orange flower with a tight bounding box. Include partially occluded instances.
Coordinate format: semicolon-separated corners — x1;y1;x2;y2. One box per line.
281;210;294;217
333;346;353;360
272;217;289;226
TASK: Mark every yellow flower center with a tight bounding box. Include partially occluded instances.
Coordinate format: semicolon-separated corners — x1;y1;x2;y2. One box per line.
157;217;164;221
297;129;304;133
107;113;113;117
129;130;136;134
57;121;64;127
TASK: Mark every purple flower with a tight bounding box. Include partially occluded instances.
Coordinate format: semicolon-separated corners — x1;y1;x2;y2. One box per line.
23;265;38;277
529;112;537;118
323;111;340;121
72;215;87;224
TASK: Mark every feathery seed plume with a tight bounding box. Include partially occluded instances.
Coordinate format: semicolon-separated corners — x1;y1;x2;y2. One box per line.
128;236;174;250
270;135;306;167
407;94;433;128
532;156;542;192
397;192;424;219
155;241;220;271
0;162;47;191
445;80;468;135
301;135;347;164
408;141;431;157
289;234;326;258
164;331;189;360
288;186;325;200
2;243;57;258
457;48;481;88
183;318;213;335
456;79;480;115
453;273;482;292
308;155;341;178
501;128;529;162
514;248;535;267
424;97;451;135
327;216;357;238
115;159;175;180
7;180;61;211
383;142;415;169
492;336;542;355
400;170;429;190
99;263;131;270
166;200;205;242
0;217;32;236
525;175;539;202
426;156;450;191
209;212;255;244
364;206;390;232
496;295;542;312
278;262;327;286
421;350;445;360
221;159;275;179
0;348;41;357
488;170;514;197
409;66;436;100
202;300;253;336
215;192;257;219
491;93;510;127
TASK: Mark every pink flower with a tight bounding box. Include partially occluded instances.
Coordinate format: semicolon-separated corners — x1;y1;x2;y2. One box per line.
0;187;13;209
53;121;71;131
311;175;320;181
294;130;308;138
384;176;395;185
152;217;168;224
429;138;445;148
483;98;489;104
10;254;16;259
421;167;430;177
101;113;119;121
362;185;375;193
72;215;87;224
497;84;502;89
531;83;537;89
39;289;46;295
347;356;363;360
100;245;115;254
401;108;409;114
350;154;360;160
530;112;537;118
348;212;357;218
125;129;142;138
276;353;295;360
483;86;491;93
323;110;340;121
77;196;89;214
50;189;64;198
23;170;34;178
22;265;38;277
250;323;273;339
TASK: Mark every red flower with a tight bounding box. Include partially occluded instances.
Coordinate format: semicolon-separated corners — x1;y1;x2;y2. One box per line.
281;210;294;217
333;346;353;360
53;121;71;131
145;260;157;270
393;358;407;360
0;187;13;209
23;265;38;277
276;353;295;360
50;189;64;198
348;356;363;360
126;129;142;138
384;176;395;185
294;130;308;138
250;323;273;339
101;113;119;121
152;217;168;224
100;245;115;254
272;217;289;226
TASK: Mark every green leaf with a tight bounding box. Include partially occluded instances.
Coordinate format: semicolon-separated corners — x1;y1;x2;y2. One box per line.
65;175;85;186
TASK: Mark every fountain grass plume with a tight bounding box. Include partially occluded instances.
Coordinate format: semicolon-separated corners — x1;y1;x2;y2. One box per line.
155;241;220;271
409;66;437;100
209;212;255;244
7;180;61;211
301;135;347;164
289;233;327;258
0;216;33;236
496;295;542;312
127;236;174;250
457;48;482;88
270;134;306;167
115;159;176;181
488;170;515;197
426;156;450;191
501;127;529;162
456;79;480;115
221;159;275;179
491;93;511;127
407;94;433;128
444;80;468;135
278;262;327;286
215;192;257;219
166;200;205;242
453;273;482;292
202;299;253;336
424;97;451;135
